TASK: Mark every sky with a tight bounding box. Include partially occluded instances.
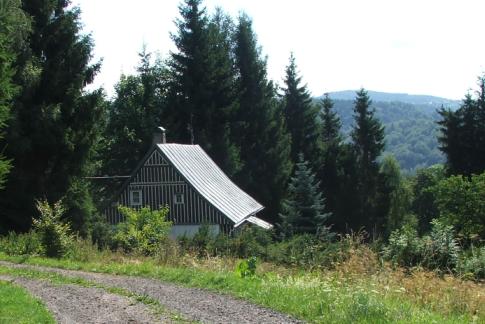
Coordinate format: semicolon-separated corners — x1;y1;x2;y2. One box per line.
71;0;485;100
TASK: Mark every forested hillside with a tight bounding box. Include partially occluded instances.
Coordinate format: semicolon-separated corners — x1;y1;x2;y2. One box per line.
325;97;449;171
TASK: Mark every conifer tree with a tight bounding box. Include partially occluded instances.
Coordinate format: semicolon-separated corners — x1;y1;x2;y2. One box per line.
438;76;485;176
281;54;320;165
233;14;292;223
350;88;385;231
102;49;167;179
0;0;104;233
0;0;29;191
317;94;343;219
280;154;330;236
167;0;240;175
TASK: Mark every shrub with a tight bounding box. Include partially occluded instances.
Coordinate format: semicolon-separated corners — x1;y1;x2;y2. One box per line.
89;216;113;250
191;224;213;257
113;206;172;255
235;256;257;278
33;199;73;258
267;234;346;269
420;219;460;270
383;219;460;271
0;231;42;256
457;246;485;280
382;223;423;267
433;172;485;241
229;226;272;258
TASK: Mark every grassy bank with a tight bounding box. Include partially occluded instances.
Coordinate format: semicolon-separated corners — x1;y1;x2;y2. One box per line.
1;249;482;323
0;280;55;324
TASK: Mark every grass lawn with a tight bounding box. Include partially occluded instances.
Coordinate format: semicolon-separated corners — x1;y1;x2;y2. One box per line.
1;252;482;323
0;280;55;324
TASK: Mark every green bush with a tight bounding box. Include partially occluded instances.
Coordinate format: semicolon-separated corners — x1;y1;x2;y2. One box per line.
89;216;113;249
383;219;460;271
235;256;257;278
0;231;42;256
267;234;345;268
420;219;460;270
113;206;172;255
457;246;485;280
33;199;73;258
229;226;272;258
382;223;423;267
433;172;485;241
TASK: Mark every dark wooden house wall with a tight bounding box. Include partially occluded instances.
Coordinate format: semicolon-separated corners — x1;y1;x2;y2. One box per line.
104;149;232;229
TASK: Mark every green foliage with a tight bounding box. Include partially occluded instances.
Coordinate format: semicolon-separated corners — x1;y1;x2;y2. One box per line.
317;94;345;228
432;172;485;240
279;154;331;236
89;215;113;250
350;89;386;232
383;219;460;271
229;226;272;258
113;206;172;255
282;53;320;165
380;155;413;235
0;0;105;232
101;48;167;180
232;14;292;223
438;76;485;176
411;165;445;234
0;231;42;256
0;0;29;192
167;0;241;176
267;234;343;268
234;256;257;278
383;222;422;267
457;246;485;280
32;199;73;258
330;98;444;172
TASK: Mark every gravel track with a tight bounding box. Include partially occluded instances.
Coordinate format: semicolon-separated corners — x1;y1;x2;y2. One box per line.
0;261;302;324
0;275;167;324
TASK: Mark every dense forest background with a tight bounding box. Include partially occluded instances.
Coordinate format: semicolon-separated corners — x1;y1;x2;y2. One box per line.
328;96;448;172
0;0;484;255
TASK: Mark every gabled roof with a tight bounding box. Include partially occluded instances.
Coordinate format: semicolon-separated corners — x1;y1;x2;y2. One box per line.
157;144;267;227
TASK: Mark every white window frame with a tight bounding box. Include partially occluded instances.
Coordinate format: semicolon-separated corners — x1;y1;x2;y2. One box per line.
130;190;142;206
174;193;184;205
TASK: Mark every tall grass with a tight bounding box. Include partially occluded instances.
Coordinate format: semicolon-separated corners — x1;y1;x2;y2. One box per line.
1;238;483;323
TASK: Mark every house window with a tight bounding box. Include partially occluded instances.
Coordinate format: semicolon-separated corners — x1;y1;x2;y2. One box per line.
174;193;184;205
130;190;142;206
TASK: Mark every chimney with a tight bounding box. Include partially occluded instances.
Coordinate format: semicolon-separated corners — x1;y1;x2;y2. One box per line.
152;126;166;145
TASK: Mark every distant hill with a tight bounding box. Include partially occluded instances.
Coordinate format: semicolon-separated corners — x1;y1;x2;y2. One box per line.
314;90;462;172
327;90;460;112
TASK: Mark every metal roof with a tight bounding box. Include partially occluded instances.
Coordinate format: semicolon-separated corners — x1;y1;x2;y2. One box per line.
157;144;265;226
235;216;273;230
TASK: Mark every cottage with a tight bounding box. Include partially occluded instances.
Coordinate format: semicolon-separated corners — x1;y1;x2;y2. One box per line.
104;127;272;237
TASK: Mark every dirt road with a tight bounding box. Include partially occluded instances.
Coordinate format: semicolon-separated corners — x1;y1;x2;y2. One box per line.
0;261;302;324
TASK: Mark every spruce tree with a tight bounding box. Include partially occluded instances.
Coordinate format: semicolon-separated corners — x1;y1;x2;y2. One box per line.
438;76;485;176
0;0;29;190
317;94;343;221
350;88;385;231
281;54;320;165
0;0;105;233
167;0;240;175
280;153;330;236
233;14;292;223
